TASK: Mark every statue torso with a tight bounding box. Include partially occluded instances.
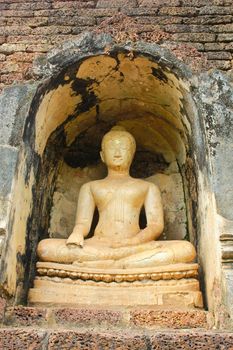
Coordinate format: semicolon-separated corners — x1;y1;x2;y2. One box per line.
90;177;149;240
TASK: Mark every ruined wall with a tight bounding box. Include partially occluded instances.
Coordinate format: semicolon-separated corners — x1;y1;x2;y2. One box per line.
0;0;233;91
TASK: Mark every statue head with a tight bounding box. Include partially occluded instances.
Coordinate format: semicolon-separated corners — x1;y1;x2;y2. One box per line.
100;126;136;171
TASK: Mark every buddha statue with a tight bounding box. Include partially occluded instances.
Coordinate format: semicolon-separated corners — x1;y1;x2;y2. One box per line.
37;126;196;269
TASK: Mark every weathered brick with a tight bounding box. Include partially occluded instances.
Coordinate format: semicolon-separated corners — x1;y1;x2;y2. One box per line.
8;1;52;10
7;35;49;44
33;25;73;35
206;51;232;60
204;43;226;51
53;308;122;327
159;7;198;16
97;0;138;8
179;0;210;5
0;61;20;73
0;43;27;54
48;330;149;350
217;33;233;42
52;1;96;9
0;297;6;322
6;17;48;27
138;0;180;6
182;15;233;25
48;15;96;26
0;73;24;84
211;24;233;33
0;35;6;44
8;52;37;62
4;306;47;327
0;25;32;36
207;59;232;70
122;8;158;16
200;6;233;15
0;9;34;17
0;54;6;61
26;43;52;52
0;329;46;349
171;32;216;42
225;42;233;51
164;24;211;33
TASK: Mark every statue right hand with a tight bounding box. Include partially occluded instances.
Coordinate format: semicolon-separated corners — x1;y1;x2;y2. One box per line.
66;232;84;248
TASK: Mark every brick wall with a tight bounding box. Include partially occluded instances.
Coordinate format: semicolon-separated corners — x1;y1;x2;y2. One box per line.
0;0;232;90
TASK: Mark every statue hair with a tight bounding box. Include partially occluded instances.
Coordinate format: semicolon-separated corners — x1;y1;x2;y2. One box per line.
101;126;136;153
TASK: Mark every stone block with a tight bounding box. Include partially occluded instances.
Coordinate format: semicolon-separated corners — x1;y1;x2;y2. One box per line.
150;331;233;348
0;145;18;197
53;308;122;327
48;330;149;350
130;309;209;329
0;329;46;349
0;83;38;147
4;306;47;327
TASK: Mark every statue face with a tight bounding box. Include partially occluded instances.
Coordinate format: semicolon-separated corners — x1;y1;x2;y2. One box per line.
101;134;135;170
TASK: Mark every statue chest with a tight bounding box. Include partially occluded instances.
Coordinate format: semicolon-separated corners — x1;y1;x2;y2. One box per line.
92;184;147;211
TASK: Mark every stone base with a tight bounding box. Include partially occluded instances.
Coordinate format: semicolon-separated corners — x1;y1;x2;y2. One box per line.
29;262;203;308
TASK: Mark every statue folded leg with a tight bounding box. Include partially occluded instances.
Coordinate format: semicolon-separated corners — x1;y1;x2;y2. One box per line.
37;239;196;267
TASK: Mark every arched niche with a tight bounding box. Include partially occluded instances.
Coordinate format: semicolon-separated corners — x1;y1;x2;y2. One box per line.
2;41;208;305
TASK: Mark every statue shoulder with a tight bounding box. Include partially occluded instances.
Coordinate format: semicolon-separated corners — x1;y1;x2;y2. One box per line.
145;180;161;194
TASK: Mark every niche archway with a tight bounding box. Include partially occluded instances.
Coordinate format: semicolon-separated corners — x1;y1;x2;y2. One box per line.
3;42;208;305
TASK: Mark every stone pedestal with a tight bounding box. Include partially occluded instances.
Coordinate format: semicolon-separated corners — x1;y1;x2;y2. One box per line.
29;262;203;308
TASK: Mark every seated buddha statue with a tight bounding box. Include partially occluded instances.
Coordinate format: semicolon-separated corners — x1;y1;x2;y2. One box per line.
37;126;196;269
